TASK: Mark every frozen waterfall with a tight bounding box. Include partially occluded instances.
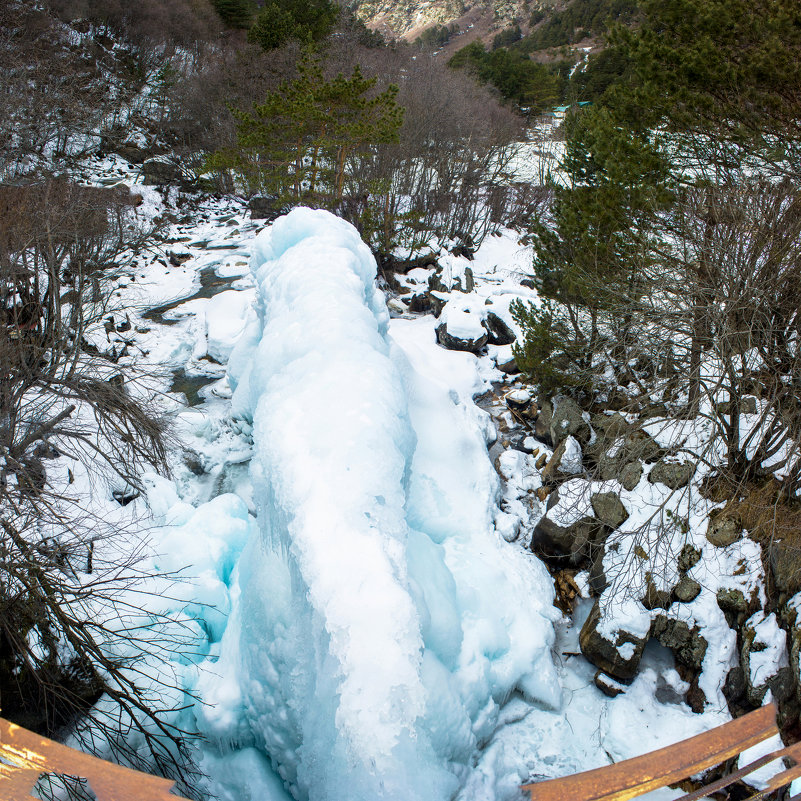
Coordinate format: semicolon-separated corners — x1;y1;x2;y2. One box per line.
192;209;561;801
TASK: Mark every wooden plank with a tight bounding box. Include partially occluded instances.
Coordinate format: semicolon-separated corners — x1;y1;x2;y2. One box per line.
0;718;184;801
678;740;801;801
523;703;779;801
760;740;801;793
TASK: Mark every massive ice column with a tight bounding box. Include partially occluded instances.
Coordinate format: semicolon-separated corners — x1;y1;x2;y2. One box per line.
197;209;560;801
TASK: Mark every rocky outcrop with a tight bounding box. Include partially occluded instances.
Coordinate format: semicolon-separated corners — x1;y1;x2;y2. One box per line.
549;397;591;447
142;157;181;186
352;0;533;39
484;311;516;345
648;458;695;490
580;602;648;681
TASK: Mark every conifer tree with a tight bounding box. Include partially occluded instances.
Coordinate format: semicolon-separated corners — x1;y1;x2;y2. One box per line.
206;52;403;211
248;0;339;51
516;0;801;397
211;0;253;30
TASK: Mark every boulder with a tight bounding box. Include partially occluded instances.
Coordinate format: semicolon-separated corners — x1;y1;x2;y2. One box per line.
541;436;585;484
592;412;630;439
651;616;707;671
641;573;673;611
435;302;488;353
722;665;747;705
588;547;608;595
497;356;520;375
113;142;149;164
580;601;648;681
534;400;553;445
673;576;702;603
706;513;743;547
678;544;702;573
769;541;801;597
142;157;181;185
594;671;626;698
550;397;591;447
463;266;475;291
484;311;516;345
648;458;695;490
505;388;532;408
408;292;432;313
436;321;487;352
619;461;643;491
531;514;601;565
716;587;757;629
596;445;625;482
590;492;629;530
248;195;288;220
623;429;663;464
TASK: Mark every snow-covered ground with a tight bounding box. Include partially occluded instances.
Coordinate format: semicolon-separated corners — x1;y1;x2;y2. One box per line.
59;152;775;800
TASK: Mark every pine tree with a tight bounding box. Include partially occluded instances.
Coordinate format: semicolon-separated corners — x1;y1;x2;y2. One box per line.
611;0;801;179
248;0;339;51
205;52;403;210
211;0;253;30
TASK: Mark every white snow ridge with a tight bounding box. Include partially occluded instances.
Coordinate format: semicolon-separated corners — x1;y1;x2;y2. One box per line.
194;209;560;801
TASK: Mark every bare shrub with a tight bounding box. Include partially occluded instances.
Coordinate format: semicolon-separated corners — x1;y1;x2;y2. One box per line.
0;179;199;791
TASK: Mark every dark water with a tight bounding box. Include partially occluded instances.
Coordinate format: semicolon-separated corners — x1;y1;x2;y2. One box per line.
143;264;242;325
169;369;216;407
143;257;247;406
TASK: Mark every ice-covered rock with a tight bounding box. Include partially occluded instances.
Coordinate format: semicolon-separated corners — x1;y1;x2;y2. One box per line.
200;209;560;801
205;289;253;363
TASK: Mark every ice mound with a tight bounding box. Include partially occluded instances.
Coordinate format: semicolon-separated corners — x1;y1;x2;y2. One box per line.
198;209;559;801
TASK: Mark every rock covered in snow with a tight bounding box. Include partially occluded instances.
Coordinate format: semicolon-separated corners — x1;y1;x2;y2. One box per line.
484;311;516;345
435;298;488;352
580;601;648;682
742;612;791;706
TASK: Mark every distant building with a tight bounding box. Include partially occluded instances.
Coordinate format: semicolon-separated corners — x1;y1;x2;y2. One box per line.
550;101;592;122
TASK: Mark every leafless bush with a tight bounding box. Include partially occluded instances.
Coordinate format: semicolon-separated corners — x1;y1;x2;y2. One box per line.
0;179;199;791
325;44;530;255
45;0;221;48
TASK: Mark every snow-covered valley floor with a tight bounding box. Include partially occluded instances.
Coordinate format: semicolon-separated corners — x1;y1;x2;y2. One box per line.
63;153;769;801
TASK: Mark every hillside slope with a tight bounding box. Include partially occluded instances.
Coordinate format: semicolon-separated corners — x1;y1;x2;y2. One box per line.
351;0;549;40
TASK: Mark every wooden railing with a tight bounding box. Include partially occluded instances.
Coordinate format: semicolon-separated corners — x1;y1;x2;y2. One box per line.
0;717;187;800
3;705;798;801
523;703;801;801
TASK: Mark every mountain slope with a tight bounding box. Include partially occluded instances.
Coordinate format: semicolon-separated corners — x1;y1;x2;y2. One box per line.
352;0;546;40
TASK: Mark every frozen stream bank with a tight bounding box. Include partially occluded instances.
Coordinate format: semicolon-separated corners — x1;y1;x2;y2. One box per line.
189;209;560;800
